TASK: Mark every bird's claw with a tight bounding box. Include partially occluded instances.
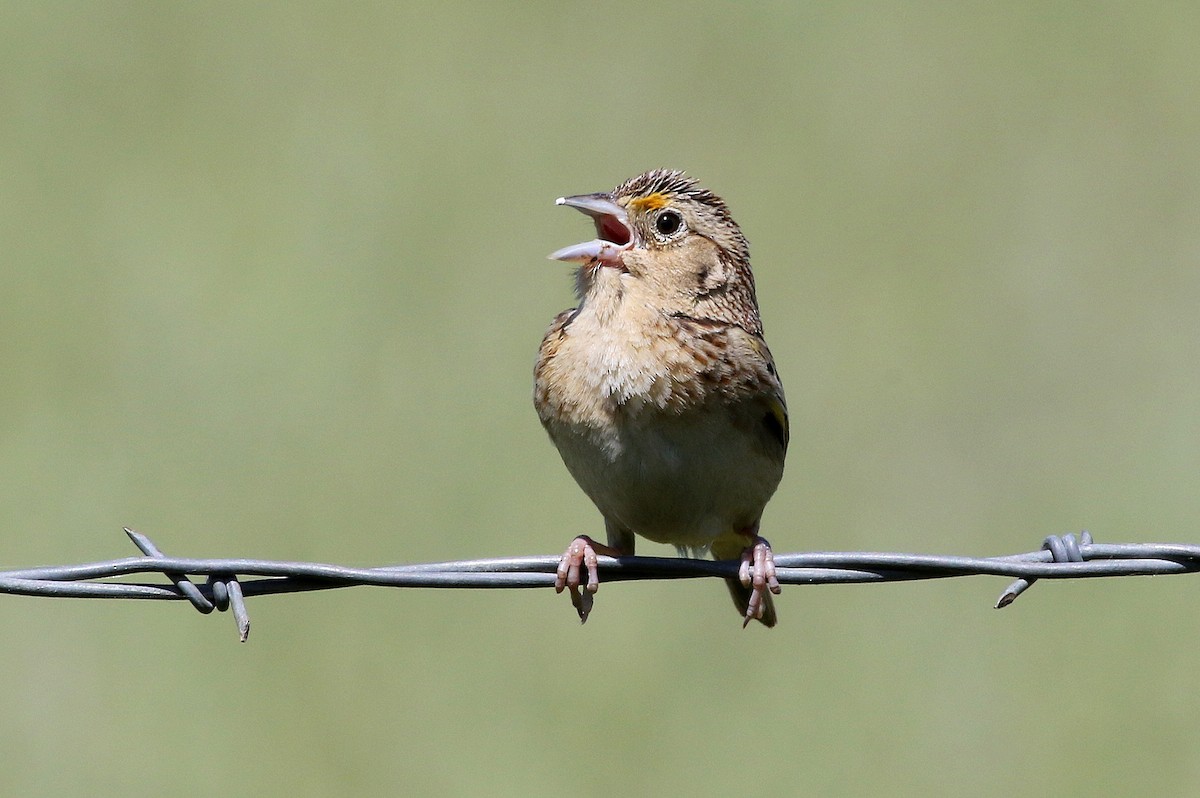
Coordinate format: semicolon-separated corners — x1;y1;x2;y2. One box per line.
738;536;781;627
556;536;601;623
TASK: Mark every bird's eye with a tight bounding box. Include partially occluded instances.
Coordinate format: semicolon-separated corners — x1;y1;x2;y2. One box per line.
654;209;683;238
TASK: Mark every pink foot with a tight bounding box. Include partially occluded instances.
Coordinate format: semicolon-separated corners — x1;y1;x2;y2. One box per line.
555;536;620;623
738;536;782;628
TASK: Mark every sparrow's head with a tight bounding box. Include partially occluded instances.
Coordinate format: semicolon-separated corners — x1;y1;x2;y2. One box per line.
550;169;761;333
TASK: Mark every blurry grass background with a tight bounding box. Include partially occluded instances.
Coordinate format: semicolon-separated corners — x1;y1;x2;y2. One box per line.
2;2;1200;795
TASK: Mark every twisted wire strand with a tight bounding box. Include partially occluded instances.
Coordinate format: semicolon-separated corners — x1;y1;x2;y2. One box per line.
3;529;1196;641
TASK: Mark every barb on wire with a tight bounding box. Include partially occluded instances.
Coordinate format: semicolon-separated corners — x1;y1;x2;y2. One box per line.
1;529;1197;641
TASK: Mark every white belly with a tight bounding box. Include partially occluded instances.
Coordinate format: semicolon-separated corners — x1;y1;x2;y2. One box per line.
548;400;783;549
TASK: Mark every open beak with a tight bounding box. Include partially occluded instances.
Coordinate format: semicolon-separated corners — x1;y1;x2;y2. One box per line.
548;193;635;265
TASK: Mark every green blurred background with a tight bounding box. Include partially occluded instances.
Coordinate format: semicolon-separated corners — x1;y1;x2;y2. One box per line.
2;2;1199;795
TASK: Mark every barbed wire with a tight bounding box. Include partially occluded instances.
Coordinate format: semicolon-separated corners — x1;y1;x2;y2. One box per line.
3;529;1197;641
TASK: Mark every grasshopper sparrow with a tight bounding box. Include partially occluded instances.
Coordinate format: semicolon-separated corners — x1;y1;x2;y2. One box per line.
534;169;788;626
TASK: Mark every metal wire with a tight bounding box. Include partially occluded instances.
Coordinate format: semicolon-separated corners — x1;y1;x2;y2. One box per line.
3;529;1196;641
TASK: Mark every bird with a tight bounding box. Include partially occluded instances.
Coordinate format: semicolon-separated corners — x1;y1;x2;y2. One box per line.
533;169;788;627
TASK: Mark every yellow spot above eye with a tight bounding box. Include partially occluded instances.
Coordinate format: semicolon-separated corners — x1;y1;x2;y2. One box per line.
628;193;670;212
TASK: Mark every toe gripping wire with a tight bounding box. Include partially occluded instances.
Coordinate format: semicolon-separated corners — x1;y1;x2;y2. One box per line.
126;528;250;642
995;531;1093;608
